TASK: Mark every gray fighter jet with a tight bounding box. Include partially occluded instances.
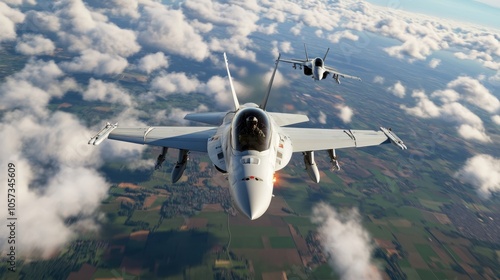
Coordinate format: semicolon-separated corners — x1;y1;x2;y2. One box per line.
279;44;361;84
89;53;406;220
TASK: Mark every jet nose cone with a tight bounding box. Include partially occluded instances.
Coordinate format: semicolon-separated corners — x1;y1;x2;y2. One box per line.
234;180;272;220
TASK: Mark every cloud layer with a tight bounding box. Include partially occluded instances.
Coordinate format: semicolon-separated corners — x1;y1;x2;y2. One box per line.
456;154;500;199
312;203;381;280
1;0;499;259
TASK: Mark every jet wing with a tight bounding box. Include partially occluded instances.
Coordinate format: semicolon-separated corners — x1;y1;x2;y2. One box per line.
278;58;308;65
324;66;361;80
282;127;407;152
184;112;227;125
89;124;216;152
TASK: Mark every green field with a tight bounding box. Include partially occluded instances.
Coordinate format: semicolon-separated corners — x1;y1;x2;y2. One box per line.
269;236;296;248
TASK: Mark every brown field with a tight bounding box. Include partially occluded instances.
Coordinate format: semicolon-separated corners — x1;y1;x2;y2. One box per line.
375;238;396;249
431;245;453;265
319;171;333;183
407;251;429;269
212;172;229;188
422;211;440;224
130;230;149;242
199;162;209;172
340;163;372;179
57;102;72;109
116;196;135;205
265;196;291;216
262;271;287;280
429;229;471;246
187;218;208;229
234;248;302;267
389;219;412;227
369;215;388;225
143;195;157;208
120;256;143;276
288;224;310;265
67;263;96;280
202;203;224;212
451;246;478;265
262;236;271;249
118;182;141;189
230;213;287;228
433;213;452;224
94;106;112;112
283;104;295;111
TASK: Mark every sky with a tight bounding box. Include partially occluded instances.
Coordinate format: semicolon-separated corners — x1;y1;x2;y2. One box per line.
365;0;500;28
0;0;499;278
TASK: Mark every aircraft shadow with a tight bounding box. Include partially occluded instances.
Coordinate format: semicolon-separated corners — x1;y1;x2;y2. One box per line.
99;164;152;183
103;230;217;278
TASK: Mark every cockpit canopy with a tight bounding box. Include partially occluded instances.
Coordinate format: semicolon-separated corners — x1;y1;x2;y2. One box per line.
232;108;271;152
314;58;323;67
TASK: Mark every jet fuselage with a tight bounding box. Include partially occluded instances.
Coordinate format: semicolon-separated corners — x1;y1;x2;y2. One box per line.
307;57;326;80
207;103;293;219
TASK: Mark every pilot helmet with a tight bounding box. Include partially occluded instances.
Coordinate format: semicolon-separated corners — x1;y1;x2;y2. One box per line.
246;116;258;125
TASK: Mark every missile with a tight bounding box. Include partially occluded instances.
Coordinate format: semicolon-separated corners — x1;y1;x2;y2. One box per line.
333;74;340;84
88;122;118;145
327;149;340;171
380;127;407;150
155;147;168;170
171;149;189;183
303;151;320;183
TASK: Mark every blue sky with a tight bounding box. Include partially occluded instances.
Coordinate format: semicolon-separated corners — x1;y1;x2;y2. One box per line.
365;0;500;28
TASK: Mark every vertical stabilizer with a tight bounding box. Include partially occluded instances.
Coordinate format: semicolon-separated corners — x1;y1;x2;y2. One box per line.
223;53;240;110
260;53;281;110
323;47;330;62
303;43;309;61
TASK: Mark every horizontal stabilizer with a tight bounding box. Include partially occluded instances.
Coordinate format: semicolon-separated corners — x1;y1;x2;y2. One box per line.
184;112;227;125
268;113;309;126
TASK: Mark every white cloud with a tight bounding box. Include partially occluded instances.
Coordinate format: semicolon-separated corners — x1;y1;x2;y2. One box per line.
401;90;491;142
53;0;141;57
15;34;55;55
0;111;110;258
327;30;359;44
84;78;133;106
0;60;78;116
311;203;382;280
0;2;25;42
24;10;61;33
60;49;128;76
271;40;293;58
336;104;353;123
290;22;303;36
456;154;500;199
387;81;406;98
137;2;209;61
150;72;201;95
492;115;500;125
447;76;499;113
137;52;169;74
318;111;327;124
261;68;285;88
428;58;441;68
373;76;385;84
456;124;490;142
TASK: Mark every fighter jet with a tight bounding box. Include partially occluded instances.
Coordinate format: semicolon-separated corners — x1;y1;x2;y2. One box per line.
88;53;406;220
279;43;361;84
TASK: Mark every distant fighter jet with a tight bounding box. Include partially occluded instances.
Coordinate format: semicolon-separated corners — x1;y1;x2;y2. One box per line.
89;53;406;220
279;43;362;84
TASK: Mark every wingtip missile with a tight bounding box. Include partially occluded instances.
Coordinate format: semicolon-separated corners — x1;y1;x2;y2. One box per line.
380;127;407;150
88;122;118;145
